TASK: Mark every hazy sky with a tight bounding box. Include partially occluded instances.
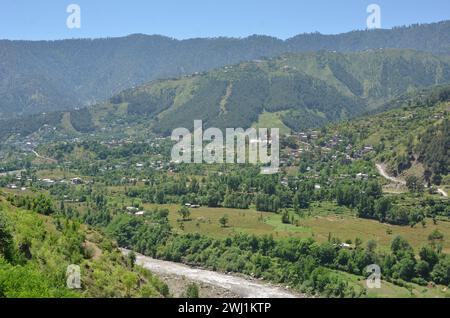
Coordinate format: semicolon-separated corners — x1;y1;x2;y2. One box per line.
1;0;449;40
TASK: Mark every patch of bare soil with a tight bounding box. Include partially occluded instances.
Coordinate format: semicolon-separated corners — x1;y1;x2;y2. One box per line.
157;274;240;298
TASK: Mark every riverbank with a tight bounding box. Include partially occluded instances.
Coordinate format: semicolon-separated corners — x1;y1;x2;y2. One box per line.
122;249;304;298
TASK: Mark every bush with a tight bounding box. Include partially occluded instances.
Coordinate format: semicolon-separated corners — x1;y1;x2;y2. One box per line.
184;283;200;298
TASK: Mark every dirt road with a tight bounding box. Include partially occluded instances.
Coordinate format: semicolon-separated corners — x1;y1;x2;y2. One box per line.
375;164;406;185
31;150;57;163
376;163;447;197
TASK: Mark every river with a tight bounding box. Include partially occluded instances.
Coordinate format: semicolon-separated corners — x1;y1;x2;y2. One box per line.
122;249;304;298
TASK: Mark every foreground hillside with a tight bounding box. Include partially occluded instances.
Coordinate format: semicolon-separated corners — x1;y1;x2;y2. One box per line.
1;20;450;117
2;49;450;141
0;191;168;298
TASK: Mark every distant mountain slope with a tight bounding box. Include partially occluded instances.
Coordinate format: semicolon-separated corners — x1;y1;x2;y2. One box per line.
324;84;450;188
106;49;450;134
1;20;450;117
2;49;450;141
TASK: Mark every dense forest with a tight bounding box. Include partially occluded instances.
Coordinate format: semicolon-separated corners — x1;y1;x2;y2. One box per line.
2;49;450;141
1;20;450;117
417;119;449;185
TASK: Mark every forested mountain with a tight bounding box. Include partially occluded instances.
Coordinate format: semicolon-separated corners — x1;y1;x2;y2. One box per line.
124;49;450;134
1;49;450;140
1;20;450;117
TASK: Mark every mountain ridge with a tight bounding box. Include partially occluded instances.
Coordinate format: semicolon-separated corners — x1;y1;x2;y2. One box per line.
1;20;450;118
2;49;450;141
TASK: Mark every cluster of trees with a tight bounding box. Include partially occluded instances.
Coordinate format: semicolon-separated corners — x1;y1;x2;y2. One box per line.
0;112;63;142
44;139;170;163
417;119;449;185
423;198;450;218
334;181;427;226
255;194;281;213
7;193;55;215
115;86;176;117
383;235;450;286
223;192;251;209
69;108;95;133
0;158;31;176
116;166;326;216
106;209;172;258
405;175;425;193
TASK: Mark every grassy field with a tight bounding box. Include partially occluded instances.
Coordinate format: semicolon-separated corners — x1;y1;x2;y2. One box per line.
336;271;450;298
4;185;449;253
143;201;450;297
143;202;450;253
252;111;291;135
36;169;79;180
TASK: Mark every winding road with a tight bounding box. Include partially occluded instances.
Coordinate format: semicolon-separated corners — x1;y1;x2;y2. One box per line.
376;163;447;197
122;249;303;298
375;164;406;185
31;150;57;163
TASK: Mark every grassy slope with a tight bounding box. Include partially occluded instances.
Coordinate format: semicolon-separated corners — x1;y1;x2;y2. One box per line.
252;111;291;135
0;192;168;298
338;270;450;298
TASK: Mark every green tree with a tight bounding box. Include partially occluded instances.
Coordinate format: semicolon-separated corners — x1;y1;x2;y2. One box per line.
281;210;291;224
219;215;229;228
33;194;54;215
184;283;199;298
405;175;424;194
428;229;444;250
431;256;450;285
293;190;310;211
127;251;137;268
0;210;14;262
419;246;439;271
374;197;392;221
391;236;414;258
122;272;139;297
366;240;377;253
178;206;191;221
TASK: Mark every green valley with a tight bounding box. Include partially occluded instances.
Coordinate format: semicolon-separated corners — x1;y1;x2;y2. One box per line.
1;13;450;300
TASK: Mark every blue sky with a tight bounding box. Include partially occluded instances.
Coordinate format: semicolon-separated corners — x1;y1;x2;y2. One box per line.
1;0;449;40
